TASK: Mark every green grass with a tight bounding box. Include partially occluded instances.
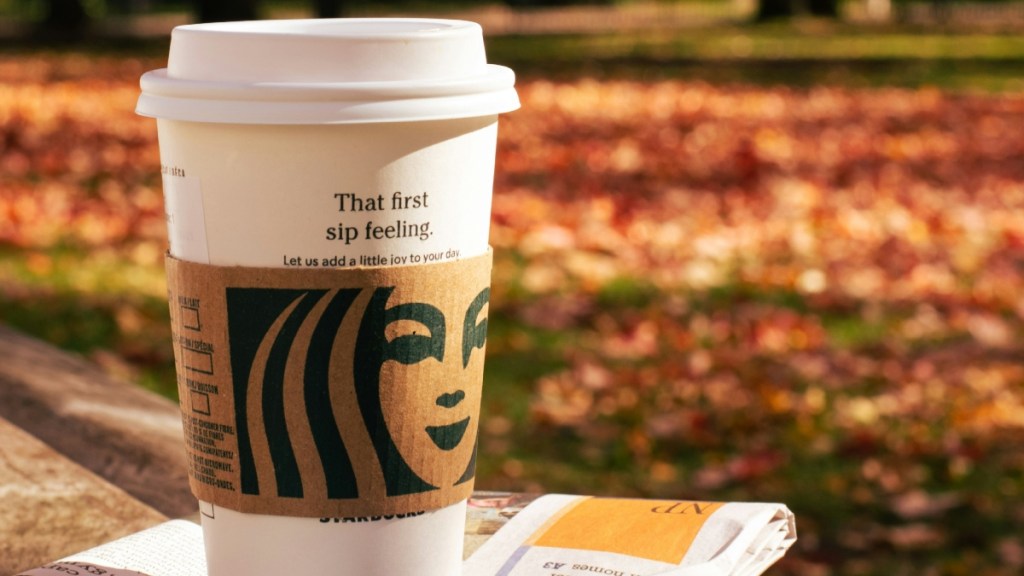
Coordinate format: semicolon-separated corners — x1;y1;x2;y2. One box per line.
492;27;1024;62
0;245;175;396
487;23;1024;90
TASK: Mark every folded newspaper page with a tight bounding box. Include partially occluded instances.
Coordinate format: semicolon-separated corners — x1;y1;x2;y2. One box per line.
15;520;206;576
463;494;796;576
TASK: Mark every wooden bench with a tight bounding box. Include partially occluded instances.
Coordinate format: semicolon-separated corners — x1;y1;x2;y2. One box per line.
0;325;194;519
0;325;532;575
0;416;168;574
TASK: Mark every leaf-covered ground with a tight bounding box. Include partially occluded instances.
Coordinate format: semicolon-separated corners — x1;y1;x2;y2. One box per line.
1;54;1023;575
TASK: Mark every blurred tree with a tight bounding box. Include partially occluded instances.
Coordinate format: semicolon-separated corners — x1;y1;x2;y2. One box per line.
808;0;839;17
194;0;260;23
756;0;838;20
314;0;350;17
505;0;615;5
756;0;795;20
39;0;89;37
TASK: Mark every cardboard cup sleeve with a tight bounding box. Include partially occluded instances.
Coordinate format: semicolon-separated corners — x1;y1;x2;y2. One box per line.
165;250;493;518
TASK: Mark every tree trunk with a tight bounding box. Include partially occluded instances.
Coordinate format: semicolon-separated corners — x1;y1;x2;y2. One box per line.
314;0;350;18
756;0;796;21
39;0;89;38
194;0;261;23
808;0;839;17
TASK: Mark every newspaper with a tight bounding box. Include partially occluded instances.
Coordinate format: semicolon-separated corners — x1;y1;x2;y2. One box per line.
463;495;796;576
14;520;206;576
15;496;795;576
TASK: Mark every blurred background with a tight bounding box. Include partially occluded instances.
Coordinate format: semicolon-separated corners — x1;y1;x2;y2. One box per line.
1;1;1023;574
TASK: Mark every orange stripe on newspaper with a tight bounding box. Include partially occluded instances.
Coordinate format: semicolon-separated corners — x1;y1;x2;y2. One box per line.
529;498;724;565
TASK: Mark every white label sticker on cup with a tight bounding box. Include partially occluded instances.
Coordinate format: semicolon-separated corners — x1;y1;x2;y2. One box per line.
162;166;210;264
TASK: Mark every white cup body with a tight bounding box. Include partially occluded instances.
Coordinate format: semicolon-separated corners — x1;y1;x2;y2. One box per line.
157;116;498;576
158;117;497;267
200;500;467;576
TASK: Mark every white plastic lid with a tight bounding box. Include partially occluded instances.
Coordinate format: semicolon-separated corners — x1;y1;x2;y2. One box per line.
136;18;519;124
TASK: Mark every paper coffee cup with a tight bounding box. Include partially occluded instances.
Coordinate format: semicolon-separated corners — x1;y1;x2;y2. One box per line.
137;18;517;576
